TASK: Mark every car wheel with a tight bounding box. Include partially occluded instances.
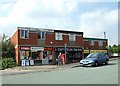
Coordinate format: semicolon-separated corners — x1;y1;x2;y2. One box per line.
105;60;108;65
94;61;98;67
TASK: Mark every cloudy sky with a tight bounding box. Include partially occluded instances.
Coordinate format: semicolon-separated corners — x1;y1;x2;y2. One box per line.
0;0;119;45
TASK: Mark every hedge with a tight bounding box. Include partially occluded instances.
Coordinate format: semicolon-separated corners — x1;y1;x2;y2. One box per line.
0;58;16;70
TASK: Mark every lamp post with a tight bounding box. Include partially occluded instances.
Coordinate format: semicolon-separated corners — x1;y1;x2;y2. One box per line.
64;43;67;63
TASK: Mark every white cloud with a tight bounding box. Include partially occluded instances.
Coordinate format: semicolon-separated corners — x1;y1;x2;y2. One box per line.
0;0;78;36
79;9;118;45
0;0;118;45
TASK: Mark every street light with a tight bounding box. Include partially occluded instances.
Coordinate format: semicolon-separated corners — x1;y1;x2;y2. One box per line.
64;43;67;63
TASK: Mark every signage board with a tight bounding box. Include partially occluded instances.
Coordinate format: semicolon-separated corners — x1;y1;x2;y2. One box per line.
30;60;34;66
90;50;107;53
55;47;82;51
44;47;54;51
31;47;44;51
20;46;31;50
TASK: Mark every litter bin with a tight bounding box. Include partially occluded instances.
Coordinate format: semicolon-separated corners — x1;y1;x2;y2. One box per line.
25;59;29;66
30;60;34;66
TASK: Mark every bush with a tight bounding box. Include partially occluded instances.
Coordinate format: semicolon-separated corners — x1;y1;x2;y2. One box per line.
0;58;16;70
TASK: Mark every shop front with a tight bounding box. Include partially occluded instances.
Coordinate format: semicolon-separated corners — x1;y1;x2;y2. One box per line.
19;46;52;66
55;47;82;63
83;50;90;57
19;46;31;66
44;47;54;64
83;49;108;58
31;47;44;65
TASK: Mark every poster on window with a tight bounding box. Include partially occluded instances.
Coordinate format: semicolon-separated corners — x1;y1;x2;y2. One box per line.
20;51;29;60
21;60;26;66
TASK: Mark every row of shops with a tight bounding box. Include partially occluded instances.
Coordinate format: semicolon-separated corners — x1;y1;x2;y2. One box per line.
19;46;83;66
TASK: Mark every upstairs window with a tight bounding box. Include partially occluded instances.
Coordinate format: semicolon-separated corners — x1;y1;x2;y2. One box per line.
20;30;29;38
90;40;94;46
69;34;76;41
38;31;45;40
55;33;63;40
99;41;103;46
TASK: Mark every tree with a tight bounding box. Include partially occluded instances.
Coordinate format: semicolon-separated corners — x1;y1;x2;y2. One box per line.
1;34;15;58
108;44;118;53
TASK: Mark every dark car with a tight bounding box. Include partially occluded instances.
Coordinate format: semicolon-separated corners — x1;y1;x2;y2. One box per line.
80;52;109;67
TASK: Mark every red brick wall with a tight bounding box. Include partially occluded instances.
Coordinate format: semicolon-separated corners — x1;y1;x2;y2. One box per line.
45;33;70;46
76;36;83;46
103;41;107;47
45;32;83;46
83;41;90;49
45;33;55;46
10;29;19;46
83;40;108;50
18;30;38;45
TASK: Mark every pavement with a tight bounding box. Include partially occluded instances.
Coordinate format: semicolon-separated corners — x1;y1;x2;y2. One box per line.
1;62;79;76
0;58;118;76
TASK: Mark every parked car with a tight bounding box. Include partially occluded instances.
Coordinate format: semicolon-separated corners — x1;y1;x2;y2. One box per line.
80;52;109;67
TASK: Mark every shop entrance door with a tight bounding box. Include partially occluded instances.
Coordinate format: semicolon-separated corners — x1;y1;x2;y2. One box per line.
42;51;49;64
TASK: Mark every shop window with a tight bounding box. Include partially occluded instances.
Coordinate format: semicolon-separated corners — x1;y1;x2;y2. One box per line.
20;51;30;60
20;30;29;38
69;34;76;41
31;51;41;60
38;31;45;40
55;33;63;40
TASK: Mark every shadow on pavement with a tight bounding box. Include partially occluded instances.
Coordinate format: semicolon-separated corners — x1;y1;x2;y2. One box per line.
71;62;117;68
71;65;81;68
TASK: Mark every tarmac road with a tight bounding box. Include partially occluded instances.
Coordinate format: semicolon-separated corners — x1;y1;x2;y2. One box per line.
2;59;119;84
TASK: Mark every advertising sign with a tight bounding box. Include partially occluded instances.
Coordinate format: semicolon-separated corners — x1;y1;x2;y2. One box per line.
30;60;34;66
21;60;26;66
90;50;107;53
20;46;31;50
31;47;44;51
55;47;82;51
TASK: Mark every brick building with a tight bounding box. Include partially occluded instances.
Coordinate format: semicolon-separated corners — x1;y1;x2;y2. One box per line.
83;38;108;57
11;27;84;65
11;27;108;65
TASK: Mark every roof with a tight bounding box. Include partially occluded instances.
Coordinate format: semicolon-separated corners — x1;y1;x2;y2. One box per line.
84;37;108;41
54;30;83;34
17;27;83;34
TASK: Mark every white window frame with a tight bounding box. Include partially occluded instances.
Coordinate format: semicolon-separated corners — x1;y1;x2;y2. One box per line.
38;31;46;40
20;30;29;39
55;33;63;40
99;41;103;46
90;40;94;46
69;34;76;41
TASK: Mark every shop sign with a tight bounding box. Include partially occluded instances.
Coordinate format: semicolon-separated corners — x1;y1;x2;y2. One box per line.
73;48;82;51
84;50;89;53
20;46;31;50
90;50;107;53
44;47;53;51
55;47;65;51
55;47;82;51
31;47;44;51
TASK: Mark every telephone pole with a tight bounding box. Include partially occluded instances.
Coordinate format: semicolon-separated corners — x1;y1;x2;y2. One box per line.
104;32;106;39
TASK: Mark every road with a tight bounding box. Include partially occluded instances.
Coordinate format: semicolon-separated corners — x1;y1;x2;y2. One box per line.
2;59;118;84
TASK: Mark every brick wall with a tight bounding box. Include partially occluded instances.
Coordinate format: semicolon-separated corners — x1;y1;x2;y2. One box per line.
18;30;38;45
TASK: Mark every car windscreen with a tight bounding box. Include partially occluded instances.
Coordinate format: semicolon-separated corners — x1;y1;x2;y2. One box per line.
87;53;98;58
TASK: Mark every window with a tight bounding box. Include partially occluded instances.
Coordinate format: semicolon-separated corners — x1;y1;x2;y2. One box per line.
38;31;45;40
69;34;76;41
20;30;29;38
99;41;103;46
90;40;94;46
55;33;63;40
